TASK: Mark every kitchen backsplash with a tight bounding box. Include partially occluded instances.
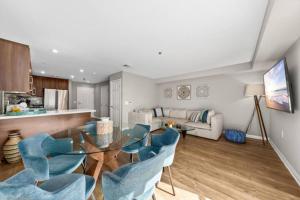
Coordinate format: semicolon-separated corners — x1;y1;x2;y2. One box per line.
3;92;43;113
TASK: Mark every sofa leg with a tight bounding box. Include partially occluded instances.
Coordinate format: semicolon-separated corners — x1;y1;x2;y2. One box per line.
167;166;176;196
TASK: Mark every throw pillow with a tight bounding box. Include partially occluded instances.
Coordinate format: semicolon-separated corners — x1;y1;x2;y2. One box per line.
200;110;209;123
153;108;163;117
207;110;215;125
162;108;170;117
189;112;201;122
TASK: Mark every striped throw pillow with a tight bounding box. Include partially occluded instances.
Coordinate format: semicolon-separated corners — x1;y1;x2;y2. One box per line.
189;112;201;122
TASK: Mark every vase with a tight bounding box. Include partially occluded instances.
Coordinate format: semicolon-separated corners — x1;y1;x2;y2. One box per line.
3;130;22;163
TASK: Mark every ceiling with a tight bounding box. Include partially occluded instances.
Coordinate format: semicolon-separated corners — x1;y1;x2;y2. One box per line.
0;0;270;83
253;0;300;66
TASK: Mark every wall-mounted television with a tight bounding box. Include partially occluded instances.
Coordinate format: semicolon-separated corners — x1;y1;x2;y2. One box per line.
263;58;294;113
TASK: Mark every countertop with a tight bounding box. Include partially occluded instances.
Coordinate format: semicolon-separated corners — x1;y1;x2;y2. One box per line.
0;109;96;120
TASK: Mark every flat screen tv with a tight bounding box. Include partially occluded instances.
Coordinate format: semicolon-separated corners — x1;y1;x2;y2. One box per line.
263;58;294;113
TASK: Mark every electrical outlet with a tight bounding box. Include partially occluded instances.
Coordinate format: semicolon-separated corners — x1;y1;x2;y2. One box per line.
281;129;284;138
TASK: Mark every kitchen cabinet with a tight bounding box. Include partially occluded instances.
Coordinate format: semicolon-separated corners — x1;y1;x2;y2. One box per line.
0;38;31;92
32;75;69;97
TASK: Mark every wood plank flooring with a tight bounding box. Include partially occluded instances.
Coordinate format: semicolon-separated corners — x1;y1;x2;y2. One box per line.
1;134;300;200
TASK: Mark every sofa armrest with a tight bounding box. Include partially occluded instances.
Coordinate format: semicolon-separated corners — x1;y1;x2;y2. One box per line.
128;112;153;129
210;114;224;139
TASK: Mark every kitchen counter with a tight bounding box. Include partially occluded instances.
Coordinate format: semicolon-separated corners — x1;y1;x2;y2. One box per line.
0;109;96;120
0;109;96;160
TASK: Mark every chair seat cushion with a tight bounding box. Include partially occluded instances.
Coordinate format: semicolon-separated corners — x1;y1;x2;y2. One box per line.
49;154;85;176
184;122;211;130
121;142;143;154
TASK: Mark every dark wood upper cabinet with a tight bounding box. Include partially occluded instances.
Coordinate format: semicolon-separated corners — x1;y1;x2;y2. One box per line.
32;75;68;97
0;38;31;92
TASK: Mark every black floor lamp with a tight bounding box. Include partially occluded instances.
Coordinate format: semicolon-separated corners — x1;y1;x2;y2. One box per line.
245;84;269;145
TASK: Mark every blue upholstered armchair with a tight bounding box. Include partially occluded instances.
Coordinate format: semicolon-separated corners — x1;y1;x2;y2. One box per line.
121;124;151;162
0;169;96;200
18;133;86;181
138;128;180;195
102;148;166;200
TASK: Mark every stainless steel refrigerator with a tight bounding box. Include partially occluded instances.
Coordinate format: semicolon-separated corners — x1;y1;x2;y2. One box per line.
44;89;68;110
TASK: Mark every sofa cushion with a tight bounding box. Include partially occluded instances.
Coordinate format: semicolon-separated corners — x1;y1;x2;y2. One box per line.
162;108;170;117
152;117;162;124
169;109;186;119
138;109;154;117
184;122;211;130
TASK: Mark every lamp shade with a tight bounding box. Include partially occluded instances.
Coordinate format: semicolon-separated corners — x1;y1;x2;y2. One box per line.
244;84;265;96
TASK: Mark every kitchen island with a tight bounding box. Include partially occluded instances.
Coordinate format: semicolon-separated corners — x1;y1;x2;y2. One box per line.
0;109;95;160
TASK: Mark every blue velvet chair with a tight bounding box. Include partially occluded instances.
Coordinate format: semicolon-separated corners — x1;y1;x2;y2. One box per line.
121;124;151;162
18;133;86;181
0;169;96;200
138;128;180;195
102;148;166;200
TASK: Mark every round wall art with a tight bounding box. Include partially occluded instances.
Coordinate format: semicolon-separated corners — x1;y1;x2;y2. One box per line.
177;85;191;100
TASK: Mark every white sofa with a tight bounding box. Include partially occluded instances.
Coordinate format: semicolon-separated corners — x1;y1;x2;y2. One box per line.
128;108;224;140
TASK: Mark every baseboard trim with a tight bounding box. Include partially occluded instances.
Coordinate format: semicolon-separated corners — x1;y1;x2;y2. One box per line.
269;139;300;186
246;134;263;140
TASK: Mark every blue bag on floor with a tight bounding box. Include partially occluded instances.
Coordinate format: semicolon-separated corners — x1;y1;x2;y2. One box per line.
224;129;246;144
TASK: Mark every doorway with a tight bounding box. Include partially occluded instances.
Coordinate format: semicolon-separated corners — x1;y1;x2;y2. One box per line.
109;79;122;129
77;86;95;109
100;85;109;117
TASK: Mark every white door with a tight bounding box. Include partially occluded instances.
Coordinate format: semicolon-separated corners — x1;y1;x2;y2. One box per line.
77;87;94;109
100;85;109;117
110;79;122;128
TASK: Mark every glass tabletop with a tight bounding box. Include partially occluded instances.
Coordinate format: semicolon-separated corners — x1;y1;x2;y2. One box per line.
49;123;149;155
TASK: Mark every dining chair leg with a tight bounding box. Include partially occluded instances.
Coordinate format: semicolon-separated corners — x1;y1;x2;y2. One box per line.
152;194;156;200
91;193;96;200
167;166;176;196
81;163;86;174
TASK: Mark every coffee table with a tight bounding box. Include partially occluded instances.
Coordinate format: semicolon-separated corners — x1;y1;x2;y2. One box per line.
176;125;195;139
163;124;195;139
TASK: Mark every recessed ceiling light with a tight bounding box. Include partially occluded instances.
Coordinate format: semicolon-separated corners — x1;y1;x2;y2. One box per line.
70;75;75;79
158;51;162;55
52;49;58;54
123;64;130;68
80;69;84;73
41;70;45;74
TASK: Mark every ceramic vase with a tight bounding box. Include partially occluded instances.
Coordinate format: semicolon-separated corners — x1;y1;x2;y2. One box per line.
3;130;22;163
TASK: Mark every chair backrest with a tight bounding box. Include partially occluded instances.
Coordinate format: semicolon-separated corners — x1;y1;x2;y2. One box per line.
156;128;180;166
18;133;49;158
127;124;151;146
0;169;86;200
102;150;166;200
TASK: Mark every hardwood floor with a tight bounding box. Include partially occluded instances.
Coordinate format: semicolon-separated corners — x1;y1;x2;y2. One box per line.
1;134;300;200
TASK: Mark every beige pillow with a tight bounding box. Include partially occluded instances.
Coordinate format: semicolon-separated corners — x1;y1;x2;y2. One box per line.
207;110;215;124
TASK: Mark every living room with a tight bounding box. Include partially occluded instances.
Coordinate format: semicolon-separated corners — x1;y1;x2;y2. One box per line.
1;0;300;200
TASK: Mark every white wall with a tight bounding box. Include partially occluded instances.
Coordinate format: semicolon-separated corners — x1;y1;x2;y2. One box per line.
158;71;270;136
122;72;158;128
269;38;300;183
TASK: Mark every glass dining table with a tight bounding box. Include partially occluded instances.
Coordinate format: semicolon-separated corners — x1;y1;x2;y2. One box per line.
50;123;149;180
